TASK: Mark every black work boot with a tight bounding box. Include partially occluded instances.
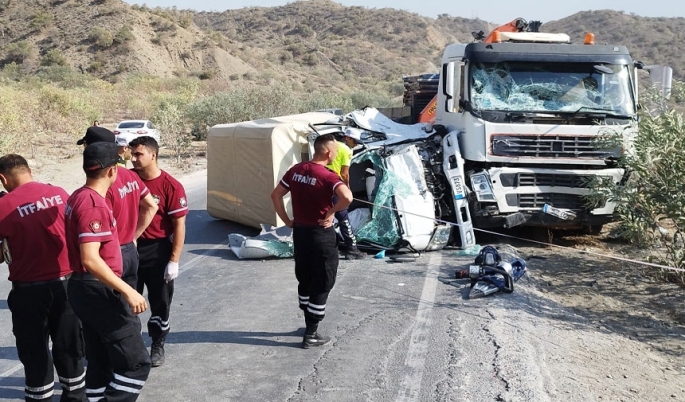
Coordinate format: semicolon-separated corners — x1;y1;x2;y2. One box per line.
303;322;331;349
343;246;366;260
303;332;331;349
150;339;165;367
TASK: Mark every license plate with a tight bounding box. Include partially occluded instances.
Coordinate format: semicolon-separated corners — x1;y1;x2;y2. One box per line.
542;204;577;220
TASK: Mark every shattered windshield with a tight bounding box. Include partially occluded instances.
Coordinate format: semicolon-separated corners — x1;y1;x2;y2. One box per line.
470;62;635;115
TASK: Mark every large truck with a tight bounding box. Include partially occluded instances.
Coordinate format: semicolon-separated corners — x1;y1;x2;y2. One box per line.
207;19;672;253
412;18;671;233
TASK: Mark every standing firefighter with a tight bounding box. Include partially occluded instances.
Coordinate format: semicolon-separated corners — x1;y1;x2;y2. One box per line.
77;126;158;290
0;154;86;401
129;136;188;367
65;142;150;401
271;134;353;348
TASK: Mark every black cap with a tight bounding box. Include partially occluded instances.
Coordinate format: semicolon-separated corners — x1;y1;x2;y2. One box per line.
83;142;119;172
77;126;115;145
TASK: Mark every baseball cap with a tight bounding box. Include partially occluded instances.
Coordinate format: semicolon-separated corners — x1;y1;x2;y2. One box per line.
77;126;115;145
83;142;119;171
115;133;136;147
344;127;363;142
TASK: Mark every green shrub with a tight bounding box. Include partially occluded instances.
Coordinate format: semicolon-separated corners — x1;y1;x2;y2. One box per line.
190;70;217;80
40;49;68;67
87;61;104;73
36;66;93;88
5;41;34;64
30;11;53;30
178;14;193;29
349;90;398;109
114;26;134;45
303;53;319;66
88;27;114;48
590;83;685;277
0;62;24;81
153;95;191;164
184;83;300;139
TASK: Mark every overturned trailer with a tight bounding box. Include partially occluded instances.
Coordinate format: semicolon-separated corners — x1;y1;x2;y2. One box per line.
207;108;477;253
206;112;336;228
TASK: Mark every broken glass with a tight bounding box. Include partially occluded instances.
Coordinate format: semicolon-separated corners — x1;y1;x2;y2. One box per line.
470;62;634;115
354;152;413;247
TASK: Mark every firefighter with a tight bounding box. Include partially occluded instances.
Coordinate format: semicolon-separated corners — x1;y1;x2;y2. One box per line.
79;126;158;290
271;134;353;348
129;136;188;367
65;142;151;401
0;154;86;401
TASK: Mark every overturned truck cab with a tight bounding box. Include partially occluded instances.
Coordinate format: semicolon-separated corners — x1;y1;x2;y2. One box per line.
311;108;476;251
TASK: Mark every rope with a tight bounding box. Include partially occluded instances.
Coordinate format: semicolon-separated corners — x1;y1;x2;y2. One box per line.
353;198;685;273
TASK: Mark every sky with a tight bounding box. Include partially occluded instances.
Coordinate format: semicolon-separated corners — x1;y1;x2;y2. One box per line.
123;0;683;24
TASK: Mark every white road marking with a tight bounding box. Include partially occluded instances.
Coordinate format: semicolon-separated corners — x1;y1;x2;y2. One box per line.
0;362;23;378
396;252;441;402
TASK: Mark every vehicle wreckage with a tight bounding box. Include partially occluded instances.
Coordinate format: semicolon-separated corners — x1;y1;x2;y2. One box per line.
208;18;673;258
207;108;468;257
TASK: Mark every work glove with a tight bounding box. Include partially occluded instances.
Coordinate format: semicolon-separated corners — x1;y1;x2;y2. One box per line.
164;261;179;283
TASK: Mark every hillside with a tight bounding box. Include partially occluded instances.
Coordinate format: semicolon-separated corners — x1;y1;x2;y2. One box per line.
0;1;683;94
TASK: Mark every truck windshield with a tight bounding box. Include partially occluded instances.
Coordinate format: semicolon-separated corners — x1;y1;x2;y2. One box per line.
469;62;635;115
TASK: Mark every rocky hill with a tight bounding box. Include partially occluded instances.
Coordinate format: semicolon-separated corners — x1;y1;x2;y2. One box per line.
0;0;683;93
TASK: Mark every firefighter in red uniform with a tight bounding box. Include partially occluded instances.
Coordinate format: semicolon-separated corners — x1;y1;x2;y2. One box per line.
0;154;86;401
65;142;151;402
271;134;353;348
129;136;188;367
77;126;158;288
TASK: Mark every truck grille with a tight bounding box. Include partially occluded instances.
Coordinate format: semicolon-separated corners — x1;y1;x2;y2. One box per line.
500;173;594;188
491;135;620;159
505;193;603;210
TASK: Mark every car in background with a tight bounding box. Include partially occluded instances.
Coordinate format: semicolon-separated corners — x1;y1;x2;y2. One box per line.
113;120;161;145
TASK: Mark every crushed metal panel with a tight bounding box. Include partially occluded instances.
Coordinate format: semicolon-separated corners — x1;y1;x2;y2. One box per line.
384;145;436;250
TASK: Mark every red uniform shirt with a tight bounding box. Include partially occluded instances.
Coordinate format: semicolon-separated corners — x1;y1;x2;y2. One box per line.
0;182;71;282
139;170;188;240
106;168;149;245
280;161;343;226
65;186;123;277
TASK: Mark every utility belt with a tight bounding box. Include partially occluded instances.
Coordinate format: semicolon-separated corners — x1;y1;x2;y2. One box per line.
69;271;98;281
12;274;70;290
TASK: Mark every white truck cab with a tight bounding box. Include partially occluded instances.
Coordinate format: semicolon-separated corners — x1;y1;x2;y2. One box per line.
433;32;664;230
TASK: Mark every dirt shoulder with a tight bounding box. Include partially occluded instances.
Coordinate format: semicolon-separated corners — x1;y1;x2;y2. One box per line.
29;140;207;193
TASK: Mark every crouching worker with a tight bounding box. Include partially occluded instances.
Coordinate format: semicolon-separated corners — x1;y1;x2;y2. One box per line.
65;142;151;402
271;134;353;348
326;128;365;260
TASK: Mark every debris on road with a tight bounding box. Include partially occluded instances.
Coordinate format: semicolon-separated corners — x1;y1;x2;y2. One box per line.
452;245;528;298
228;224;293;259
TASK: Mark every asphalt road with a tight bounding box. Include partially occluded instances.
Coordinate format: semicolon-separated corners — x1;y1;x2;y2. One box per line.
4;170;681;401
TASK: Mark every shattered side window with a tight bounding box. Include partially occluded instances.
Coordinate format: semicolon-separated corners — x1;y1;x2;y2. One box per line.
470;62;634;115
354;152;413;247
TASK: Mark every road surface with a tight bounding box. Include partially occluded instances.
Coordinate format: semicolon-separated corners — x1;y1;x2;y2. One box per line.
1;170;683;401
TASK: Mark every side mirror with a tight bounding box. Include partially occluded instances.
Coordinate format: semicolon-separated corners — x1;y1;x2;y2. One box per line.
643;65;673;99
442;62;456;113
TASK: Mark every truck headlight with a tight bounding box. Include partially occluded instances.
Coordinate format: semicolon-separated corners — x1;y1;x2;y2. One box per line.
471;173;495;202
